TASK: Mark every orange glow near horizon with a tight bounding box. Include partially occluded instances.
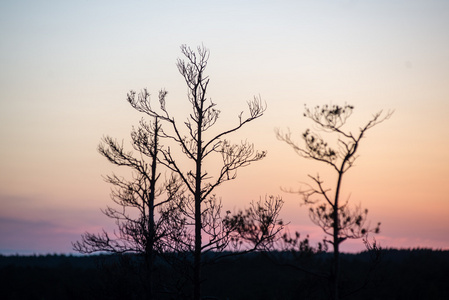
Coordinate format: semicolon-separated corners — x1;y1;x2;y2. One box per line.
1;1;449;254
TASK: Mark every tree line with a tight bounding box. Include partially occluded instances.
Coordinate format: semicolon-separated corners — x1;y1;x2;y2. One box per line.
72;45;392;300
2;249;449;300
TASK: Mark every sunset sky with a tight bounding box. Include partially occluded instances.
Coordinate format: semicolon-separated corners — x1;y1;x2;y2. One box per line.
1;0;448;254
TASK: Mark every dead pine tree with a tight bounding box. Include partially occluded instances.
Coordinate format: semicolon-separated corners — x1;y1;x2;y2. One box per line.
127;45;283;300
276;104;392;300
73;116;184;300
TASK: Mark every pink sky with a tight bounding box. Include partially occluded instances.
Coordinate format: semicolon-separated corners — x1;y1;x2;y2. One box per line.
1;0;449;254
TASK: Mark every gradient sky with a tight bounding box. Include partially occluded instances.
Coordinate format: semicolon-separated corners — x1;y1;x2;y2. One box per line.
1;0;448;254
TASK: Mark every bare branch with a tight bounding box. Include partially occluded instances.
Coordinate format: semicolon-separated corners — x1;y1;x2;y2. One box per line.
277;103;392;300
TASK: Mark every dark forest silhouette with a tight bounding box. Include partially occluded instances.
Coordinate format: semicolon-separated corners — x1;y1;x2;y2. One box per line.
1;249;449;300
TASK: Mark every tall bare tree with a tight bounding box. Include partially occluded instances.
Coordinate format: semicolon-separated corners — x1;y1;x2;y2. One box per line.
73;117;184;299
276;104;392;300
127;45;282;300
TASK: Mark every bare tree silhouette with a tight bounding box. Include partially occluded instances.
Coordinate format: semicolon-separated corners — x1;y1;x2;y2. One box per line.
276;104;392;300
127;45;283;300
73;116;185;299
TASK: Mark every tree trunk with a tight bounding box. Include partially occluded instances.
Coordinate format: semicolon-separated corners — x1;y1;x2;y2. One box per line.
145;250;154;300
194;195;202;300
331;170;343;300
332;239;340;300
194;111;203;300
146;117;158;300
